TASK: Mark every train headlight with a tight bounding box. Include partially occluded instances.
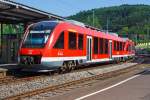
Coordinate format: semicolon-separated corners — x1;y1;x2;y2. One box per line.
20;55;41;64
26;56;34;64
20;56;27;64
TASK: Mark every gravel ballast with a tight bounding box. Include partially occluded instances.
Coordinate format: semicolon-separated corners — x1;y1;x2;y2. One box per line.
0;62;140;99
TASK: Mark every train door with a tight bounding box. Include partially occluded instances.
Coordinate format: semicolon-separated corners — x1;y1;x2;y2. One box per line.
87;36;92;61
109;40;112;59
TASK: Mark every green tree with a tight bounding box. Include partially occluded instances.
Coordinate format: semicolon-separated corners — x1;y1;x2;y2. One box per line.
69;4;150;42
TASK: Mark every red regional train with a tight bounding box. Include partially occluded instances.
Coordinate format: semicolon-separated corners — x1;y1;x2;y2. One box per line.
19;20;135;72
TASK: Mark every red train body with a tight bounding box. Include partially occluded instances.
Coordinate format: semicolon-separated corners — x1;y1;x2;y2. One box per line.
19;20;135;71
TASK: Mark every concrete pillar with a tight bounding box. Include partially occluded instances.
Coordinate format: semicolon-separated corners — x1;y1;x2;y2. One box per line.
0;23;3;63
0;23;2;57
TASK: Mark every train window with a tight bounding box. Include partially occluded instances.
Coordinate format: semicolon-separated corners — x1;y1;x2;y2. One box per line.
123;43;125;51
120;42;122;51
30;21;58;31
122;42;123;51
122;42;124;51
123;43;125;50
69;32;77;49
119;42;121;51
22;21;58;48
99;38;104;54
94;37;98;54
105;39;108;54
117;42;119;51
53;32;64;49
119;42;120;51
78;34;83;50
114;41;116;51
122;43;123;50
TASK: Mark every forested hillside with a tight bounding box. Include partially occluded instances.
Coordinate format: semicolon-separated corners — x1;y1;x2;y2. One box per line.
69;4;150;40
0;5;150;42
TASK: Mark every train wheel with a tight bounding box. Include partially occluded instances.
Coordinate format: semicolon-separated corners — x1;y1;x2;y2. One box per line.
59;62;67;74
59;61;76;74
68;61;75;72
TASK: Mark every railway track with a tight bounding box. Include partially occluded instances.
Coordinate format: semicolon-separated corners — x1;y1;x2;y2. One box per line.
0;75;45;86
5;59;144;100
0;59;134;86
75;58;134;72
0;76;14;85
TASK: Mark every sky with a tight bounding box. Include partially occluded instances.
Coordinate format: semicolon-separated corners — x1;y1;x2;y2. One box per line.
14;0;150;17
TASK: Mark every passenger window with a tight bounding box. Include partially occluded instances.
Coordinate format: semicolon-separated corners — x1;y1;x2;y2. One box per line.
94;37;98;54
69;32;77;49
99;38;104;54
114;41;116;51
123;43;125;50
105;39;108;54
120;42;122;51
78;34;83;50
119;42;121;51
117;42;119;51
53;32;64;49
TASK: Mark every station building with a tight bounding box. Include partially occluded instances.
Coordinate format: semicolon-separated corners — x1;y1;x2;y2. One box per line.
0;0;64;63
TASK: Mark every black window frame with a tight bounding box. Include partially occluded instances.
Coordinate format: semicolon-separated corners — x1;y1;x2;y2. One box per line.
114;41;116;51
117;41;119;51
94;37;98;54
99;38;104;54
78;34;84;50
105;39;108;54
68;32;77;49
120;42;123;51
22;21;58;48
123;42;125;51
53;31;64;49
122;42;124;51
119;42;121;51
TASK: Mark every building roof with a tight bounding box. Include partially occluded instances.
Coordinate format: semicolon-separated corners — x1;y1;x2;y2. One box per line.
0;0;65;24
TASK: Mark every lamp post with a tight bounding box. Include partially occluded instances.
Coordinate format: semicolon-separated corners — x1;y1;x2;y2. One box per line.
106;18;109;34
92;10;95;27
147;27;149;48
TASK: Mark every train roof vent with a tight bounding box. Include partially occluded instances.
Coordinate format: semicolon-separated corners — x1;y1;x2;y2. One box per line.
122;38;129;41
109;32;118;37
85;25;101;31
65;20;85;27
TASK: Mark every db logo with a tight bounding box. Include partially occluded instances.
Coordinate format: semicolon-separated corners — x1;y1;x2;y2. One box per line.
58;51;63;56
28;50;33;54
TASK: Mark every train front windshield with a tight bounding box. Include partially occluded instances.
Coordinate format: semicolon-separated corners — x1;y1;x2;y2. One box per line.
22;21;58;48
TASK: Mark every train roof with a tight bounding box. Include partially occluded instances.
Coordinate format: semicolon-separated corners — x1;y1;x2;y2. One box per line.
30;20;130;42
60;21;127;42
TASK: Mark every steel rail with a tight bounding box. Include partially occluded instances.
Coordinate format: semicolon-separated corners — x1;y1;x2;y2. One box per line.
5;62;142;100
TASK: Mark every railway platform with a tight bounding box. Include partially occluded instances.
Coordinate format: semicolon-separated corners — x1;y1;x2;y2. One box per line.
0;63;20;78
0;68;7;78
0;64;19;70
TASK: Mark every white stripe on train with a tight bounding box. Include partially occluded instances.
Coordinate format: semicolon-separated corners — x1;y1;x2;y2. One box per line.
112;54;135;58
41;54;134;62
41;56;86;62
